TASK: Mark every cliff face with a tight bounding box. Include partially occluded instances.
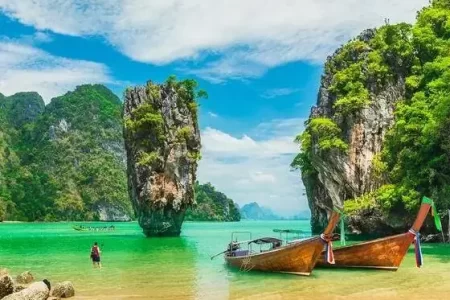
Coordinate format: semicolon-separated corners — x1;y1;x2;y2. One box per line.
0;86;133;222
240;202;279;220
123;78;202;236
0;92;44;222
30;85;132;221
302;1;450;237
301;29;408;234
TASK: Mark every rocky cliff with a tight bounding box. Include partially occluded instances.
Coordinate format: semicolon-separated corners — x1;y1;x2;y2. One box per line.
240;202;279;220
299;29;407;234
123;77;203;236
0;92;45;222
2;92;45;128
185;182;240;222
0;85;133;222
297;1;450;236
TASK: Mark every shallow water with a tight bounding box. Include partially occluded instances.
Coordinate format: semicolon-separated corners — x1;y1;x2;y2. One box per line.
0;220;449;299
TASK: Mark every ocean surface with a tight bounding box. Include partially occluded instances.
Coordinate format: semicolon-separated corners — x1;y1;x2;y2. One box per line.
0;220;449;300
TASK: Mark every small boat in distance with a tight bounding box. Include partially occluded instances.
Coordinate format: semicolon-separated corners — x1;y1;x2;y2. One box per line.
72;225;116;232
317;196;440;270
218;210;340;276
273;228;306;238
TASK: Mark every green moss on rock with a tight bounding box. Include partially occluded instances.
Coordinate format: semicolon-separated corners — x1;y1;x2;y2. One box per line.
137;151;159;166
176;126;193;142
125;103;165;143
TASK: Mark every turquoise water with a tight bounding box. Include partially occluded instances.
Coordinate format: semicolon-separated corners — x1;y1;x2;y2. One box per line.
1;220;449;299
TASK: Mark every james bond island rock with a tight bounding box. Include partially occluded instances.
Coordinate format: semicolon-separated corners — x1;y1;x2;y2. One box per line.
294;0;450;237
123;76;205;237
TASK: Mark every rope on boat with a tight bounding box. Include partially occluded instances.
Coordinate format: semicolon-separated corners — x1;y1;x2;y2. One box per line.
408;229;423;268
320;234;335;264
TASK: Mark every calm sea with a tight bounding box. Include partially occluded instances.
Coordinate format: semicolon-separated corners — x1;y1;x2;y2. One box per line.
0;220;449;299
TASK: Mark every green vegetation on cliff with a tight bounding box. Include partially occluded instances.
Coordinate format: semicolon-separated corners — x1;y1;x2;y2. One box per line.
326;23;413;116
185;182;241;222
124;77;206;168
0;92;45;221
1;79;235;224
296;0;450;220
0;85;132;221
379;0;450;214
291;117;347;174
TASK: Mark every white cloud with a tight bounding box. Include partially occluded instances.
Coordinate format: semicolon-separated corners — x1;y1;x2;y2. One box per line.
208;111;218;118
198;118;306;216
0;41;113;103
261;88;301;99
253;118;307;138
0;0;429;81
2;31;54;46
201;127;298;158
30;31;53;43
250;171;277;184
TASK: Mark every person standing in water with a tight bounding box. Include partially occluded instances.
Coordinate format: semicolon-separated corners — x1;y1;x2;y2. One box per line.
90;242;102;268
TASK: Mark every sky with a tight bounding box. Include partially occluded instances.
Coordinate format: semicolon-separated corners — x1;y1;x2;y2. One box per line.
0;0;428;216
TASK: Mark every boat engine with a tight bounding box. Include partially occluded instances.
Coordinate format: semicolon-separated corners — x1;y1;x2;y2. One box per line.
227;242;240;256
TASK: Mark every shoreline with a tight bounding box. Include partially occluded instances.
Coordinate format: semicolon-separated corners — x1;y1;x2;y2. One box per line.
1;221;25;223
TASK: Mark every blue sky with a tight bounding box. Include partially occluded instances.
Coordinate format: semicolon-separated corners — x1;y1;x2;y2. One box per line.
0;0;428;216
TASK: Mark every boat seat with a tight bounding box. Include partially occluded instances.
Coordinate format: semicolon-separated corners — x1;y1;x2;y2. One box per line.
232;250;249;257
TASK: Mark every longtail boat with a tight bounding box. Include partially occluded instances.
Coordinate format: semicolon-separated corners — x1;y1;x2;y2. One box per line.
219;211;340;276
317;196;442;270
73;225;116;232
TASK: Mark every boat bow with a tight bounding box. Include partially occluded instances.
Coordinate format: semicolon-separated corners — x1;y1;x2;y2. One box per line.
223;209;340;275
317;196;441;270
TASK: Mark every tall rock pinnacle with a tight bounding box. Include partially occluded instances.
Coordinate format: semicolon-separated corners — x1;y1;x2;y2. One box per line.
123;77;203;236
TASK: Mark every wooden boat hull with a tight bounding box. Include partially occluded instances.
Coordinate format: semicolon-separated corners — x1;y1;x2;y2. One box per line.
317;198;433;270
317;233;414;271
225;237;325;276
317;232;414;270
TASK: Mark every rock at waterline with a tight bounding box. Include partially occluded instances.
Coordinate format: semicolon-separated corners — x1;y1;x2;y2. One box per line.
123;79;202;237
15;271;34;284
51;281;75;298
0;274;14;299
2;281;49;300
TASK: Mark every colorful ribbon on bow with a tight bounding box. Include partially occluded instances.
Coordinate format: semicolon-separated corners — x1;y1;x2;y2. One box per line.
320;234;335;264
422;196;443;232
408;229;423;268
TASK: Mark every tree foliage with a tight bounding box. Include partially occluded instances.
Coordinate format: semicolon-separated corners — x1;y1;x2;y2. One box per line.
375;1;450;214
292;118;347;174
185;182;241;221
0;85;132;221
300;1;450;218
